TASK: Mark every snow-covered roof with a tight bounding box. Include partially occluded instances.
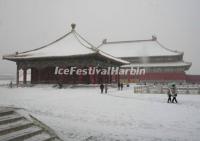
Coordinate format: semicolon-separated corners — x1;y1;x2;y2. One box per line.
98;51;129;64
98;38;182;58
121;61;192;68
3;25;129;65
4;31;96;59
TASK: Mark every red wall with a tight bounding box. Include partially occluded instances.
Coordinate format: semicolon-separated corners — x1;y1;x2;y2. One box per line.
138;72;186;81
186;75;200;83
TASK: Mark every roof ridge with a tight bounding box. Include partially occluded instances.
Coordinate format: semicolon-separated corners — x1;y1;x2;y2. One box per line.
156;41;183;55
103;39;153;45
97;36;156;48
98;37;182;56
18;31;73;54
73;31;97;52
16;29;98;55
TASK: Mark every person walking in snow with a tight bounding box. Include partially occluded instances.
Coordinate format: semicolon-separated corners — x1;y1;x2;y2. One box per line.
9;81;13;88
100;83;104;94
171;84;178;103
120;83;123;90
58;82;63;89
167;87;172;103
105;83;108;94
118;82;121;90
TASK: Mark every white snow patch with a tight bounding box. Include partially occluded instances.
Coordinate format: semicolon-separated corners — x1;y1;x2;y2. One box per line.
122;61;191;68
0;86;200;141
99;41;180;57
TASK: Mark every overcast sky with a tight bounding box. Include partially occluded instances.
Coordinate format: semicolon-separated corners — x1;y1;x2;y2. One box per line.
0;0;199;75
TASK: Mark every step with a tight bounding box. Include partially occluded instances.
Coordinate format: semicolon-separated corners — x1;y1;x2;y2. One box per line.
24;132;53;141
0;109;14;117
0;113;24;125
0;119;33;135
0;126;43;141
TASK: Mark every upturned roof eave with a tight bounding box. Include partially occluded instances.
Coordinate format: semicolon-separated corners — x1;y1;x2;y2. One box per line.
2;52;97;62
3;51;129;65
97;50;130;65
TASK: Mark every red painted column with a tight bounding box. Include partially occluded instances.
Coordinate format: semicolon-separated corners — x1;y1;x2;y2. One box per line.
117;72;120;84
79;74;81;84
94;72;97;84
23;68;27;84
16;64;19;87
128;71;130;83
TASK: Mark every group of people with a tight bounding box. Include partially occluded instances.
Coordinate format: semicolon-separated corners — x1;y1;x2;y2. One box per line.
100;83;108;94
100;82;126;94
167;84;178;103
100;82;179;103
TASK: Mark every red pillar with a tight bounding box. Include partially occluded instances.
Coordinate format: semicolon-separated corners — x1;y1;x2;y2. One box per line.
23;68;27;84
128;71;130;83
94;72;97;84
16;65;19;87
109;69;112;83
117;72;120;84
89;74;93;84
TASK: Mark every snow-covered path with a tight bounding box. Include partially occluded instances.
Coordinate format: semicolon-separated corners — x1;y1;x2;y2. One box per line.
0;86;200;141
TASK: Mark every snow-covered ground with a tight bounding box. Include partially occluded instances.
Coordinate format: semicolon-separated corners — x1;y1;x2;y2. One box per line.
0;80;10;85
0;86;200;141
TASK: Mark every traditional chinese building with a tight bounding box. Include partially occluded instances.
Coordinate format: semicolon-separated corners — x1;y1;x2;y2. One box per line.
98;37;192;83
3;24;129;85
3;24;193;84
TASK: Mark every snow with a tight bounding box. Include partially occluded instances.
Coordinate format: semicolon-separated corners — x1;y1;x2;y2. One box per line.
4;31;95;59
0;125;42;141
0;80;10;85
99;40;180;57
122;61;191;68
3;31;129;65
0;86;200;141
98;51;130;64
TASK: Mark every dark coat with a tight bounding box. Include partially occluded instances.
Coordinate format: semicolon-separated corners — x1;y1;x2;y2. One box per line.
100;84;104;90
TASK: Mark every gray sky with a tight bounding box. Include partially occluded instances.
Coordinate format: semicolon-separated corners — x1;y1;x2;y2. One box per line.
0;0;199;75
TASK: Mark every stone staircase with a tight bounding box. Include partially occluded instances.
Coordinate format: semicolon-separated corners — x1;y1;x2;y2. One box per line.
0;107;62;141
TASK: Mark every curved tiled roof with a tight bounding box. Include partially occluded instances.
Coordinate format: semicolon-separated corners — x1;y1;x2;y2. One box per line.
98;37;183;58
3;27;129;64
3;31;96;59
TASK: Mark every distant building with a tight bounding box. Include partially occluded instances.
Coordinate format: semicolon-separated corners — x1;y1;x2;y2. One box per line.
3;24;194;85
98;36;192;83
186;75;200;84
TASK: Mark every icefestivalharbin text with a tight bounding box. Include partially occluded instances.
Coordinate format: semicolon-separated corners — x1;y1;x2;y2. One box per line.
54;67;145;76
